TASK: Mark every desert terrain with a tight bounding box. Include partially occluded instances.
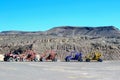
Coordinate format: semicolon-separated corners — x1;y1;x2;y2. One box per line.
0;61;120;80
0;26;120;61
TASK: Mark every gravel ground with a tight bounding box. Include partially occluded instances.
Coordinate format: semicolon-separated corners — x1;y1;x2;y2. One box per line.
0;61;120;80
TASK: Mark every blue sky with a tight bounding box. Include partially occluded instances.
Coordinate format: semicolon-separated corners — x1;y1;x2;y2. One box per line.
0;0;120;31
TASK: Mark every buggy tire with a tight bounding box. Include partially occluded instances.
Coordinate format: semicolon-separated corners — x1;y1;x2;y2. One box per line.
98;58;103;62
78;58;83;62
86;59;90;62
66;58;70;62
52;58;57;62
40;58;46;62
7;57;14;62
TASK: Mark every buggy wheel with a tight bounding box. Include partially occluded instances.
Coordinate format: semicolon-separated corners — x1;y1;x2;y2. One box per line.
14;58;20;62
86;59;90;62
22;58;27;62
78;56;83;62
4;57;8;61
40;58;46;62
78;58;83;62
34;57;39;62
98;58;103;62
66;58;70;62
52;58;57;62
8;57;14;62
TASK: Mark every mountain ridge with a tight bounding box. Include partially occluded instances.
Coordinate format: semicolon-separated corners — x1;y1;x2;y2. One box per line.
0;26;120;37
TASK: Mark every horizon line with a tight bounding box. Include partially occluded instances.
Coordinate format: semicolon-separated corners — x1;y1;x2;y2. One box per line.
0;25;119;32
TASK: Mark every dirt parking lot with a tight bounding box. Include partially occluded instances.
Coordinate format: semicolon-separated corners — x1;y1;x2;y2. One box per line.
0;61;120;80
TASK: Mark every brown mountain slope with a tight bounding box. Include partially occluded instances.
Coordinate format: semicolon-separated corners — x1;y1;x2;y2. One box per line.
1;26;120;37
46;26;120;37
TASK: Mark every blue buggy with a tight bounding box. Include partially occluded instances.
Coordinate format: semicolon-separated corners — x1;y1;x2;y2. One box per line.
65;51;83;62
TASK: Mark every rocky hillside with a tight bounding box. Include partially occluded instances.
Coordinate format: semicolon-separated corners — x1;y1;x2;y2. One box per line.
0;26;120;61
47;26;120;37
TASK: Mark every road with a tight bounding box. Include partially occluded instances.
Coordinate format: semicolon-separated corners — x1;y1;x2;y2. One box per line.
0;61;120;80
